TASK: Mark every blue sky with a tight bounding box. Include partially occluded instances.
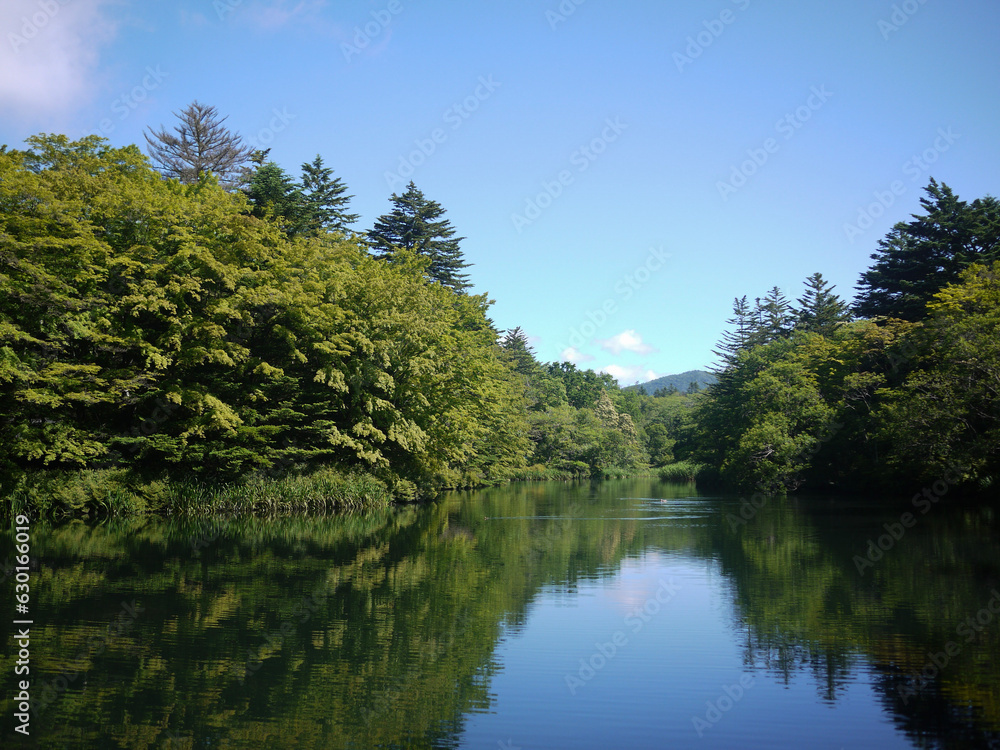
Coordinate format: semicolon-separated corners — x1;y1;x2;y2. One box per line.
2;0;999;383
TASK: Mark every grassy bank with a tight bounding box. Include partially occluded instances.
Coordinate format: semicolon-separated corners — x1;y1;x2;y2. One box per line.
3;467;394;520
657;461;709;483
509;463;659;482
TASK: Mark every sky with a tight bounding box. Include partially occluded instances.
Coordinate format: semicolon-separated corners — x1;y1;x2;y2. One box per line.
2;0;999;384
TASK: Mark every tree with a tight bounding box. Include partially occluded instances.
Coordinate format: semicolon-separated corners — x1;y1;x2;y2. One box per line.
244;161;307;236
876;262;1000;486
714;295;755;369
144;101;253;188
756;286;794;343
854;180;1000;321
500;327;541;377
794;272;852;335
367;182;471;292
300;155;359;235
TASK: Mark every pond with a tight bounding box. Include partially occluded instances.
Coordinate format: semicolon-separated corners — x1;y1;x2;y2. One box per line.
2;479;999;748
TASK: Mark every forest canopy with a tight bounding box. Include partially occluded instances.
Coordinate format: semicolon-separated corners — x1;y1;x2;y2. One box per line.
1;115;996;513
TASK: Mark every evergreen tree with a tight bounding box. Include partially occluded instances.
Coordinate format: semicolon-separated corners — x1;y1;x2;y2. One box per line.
367;182;471;293
244;160;307;236
756;286;794;343
144;101;253;188
714;295;755;369
855;179;1000;321
300;155;358;235
500;327;540;377
794;272;852;335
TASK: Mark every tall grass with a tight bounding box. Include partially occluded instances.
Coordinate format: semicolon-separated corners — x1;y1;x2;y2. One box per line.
657;461;707;483
4;467;392;520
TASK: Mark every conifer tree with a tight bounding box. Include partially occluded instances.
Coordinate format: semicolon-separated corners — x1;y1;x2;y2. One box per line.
855;180;1000;320
144;101;253;188
300;155;359;235
713;295;755;369
367;181;471;292
500;327;541;377
794;273;852;335
244;160;307;235
756;286;794;343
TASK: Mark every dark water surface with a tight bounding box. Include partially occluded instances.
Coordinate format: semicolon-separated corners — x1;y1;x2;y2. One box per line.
2;479;1000;749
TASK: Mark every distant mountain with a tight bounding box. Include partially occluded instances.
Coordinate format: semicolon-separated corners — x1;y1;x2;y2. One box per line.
623;369;716;394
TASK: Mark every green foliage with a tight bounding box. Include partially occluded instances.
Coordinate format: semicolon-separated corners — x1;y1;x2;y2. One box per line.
697;250;998;495
367;181;471;293
794;272;852;334
0;135;528;508
244;161;308;236
874;262;1000;488
657;460;705;483
299;154;359;234
855;179;1000;321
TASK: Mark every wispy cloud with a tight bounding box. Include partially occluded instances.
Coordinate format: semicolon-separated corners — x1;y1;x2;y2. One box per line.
600;364;660;385
560;346;595;364
596;330;657;356
0;0;117;121
246;0;328;30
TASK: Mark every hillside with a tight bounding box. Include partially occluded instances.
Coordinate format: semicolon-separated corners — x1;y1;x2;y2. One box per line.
624;370;716;394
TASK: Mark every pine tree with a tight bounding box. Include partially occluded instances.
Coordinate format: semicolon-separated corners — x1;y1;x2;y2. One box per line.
144;101;253;188
367;181;471;293
300;155;358;235
855;179;1000;321
500;327;541;377
756;286;794;343
794;272;852;334
713;295;755;369
244;161;307;236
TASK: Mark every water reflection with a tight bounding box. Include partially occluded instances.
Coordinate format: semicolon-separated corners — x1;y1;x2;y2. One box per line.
1;480;998;748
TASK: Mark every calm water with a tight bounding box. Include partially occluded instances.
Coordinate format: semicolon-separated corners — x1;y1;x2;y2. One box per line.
2;479;1000;749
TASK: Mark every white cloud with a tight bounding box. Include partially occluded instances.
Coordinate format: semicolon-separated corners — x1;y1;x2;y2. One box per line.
0;0;116;120
560;346;594;364
596;330;657;356
600;364;660;385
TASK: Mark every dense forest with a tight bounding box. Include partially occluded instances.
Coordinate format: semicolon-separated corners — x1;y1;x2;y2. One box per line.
1;103;997;515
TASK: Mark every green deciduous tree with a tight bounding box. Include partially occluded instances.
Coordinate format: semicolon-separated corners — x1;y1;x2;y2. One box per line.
875;262;1000;487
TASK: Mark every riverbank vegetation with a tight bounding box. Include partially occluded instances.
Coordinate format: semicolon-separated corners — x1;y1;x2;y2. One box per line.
1;105;996;515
